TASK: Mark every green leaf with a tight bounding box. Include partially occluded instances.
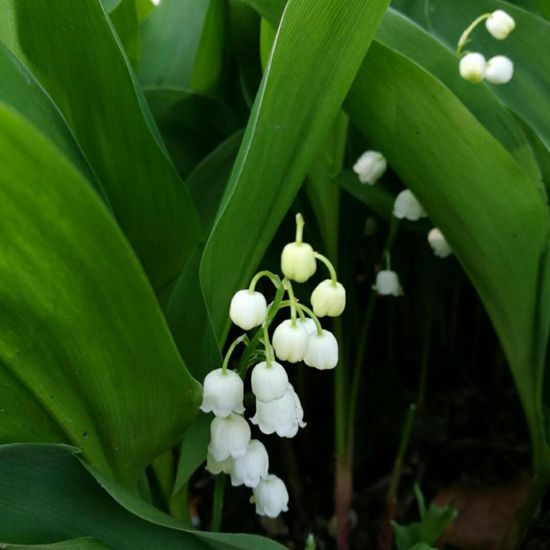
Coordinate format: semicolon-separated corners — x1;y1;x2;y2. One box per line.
0;444;284;549
0;40;107;203
110;0;141;70
144;87;239;179
201;0;391;340
345;42;550;465
0;103;201;489
139;0;227;94
426;0;550;152
0;0;201;297
0;539;110;549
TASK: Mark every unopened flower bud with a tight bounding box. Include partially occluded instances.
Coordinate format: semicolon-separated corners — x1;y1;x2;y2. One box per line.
272;320;309;363
251;383;306;437
230;439;269;488
206;446;233;475
353;150;387;184
373;270;403;296
311;280;346;317
459;53;486;83
393;190;426;221
209;413;251;461
304;329;338;370
281;242;317;282
252;474;289;518
485;55;514;84
229;290;267;331
486;10;515;40
251;361;289;402
200;368;244;417
428;228;452;258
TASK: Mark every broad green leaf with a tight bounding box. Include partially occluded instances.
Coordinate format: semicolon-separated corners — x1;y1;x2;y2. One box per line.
110;0;141;70
144;87;239;179
201;0;391;340
0;40;107;203
345;42;550;464
1;539;109;549
139;0;227;94
0;444;284;549
0;0;200;297
0;104;201;488
426;0;550;151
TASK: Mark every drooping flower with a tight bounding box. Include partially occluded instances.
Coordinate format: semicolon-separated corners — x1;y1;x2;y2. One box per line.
230;439;269;488
252;474;289;518
200;368;244;417
485;10;515;40
304;329;338;370
373;270;403;297
209;413;251;461
393;189;427;221
310;280;346;317
428;228;452;258
485;55;514;84
251;361;289;402
281;242;317;282
353;150;387;184
459;53;486;83
206;446;233;475
251;383;306;438
229;289;267;331
272;319;309;363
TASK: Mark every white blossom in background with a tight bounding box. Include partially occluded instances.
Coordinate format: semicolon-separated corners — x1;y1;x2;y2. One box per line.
251;361;289;402
281;242;317;282
206;447;233;475
373;270;403;297
229;290;267;331
230;440;269;488
304;330;338;370
200;368;244;417
428;228;452;258
209;413;251;461
485;10;515;39
251;384;306;437
272;320;309;363
252;474;289;518
485;55;514;84
353;150;387;184
393;190;427;221
297;317;317;334
459;53;486;83
310;280;346;317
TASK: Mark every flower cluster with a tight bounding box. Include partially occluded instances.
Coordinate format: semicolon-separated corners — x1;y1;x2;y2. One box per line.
458;10;516;85
354;151;453;296
200;213;345;518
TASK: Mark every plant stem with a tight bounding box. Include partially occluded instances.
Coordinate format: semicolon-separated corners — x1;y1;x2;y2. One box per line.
210;474;226;531
295;212;305;243
313;251;338;284
249;270;281;291
284;278;298;325
456;13;490;56
221;334;248;375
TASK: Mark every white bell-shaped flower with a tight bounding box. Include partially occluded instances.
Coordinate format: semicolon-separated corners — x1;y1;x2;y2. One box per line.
206;446;233;475
272;319;309;363
304;329;338;370
281;242;317;282
229;289;267;331
485;10;515;39
459;53;486;83
311;280;346;317
230;439;269;488
298;317;317;334
209;413;251;461
252;474;289;518
251;383;306;438
428;228;452;258
353;150;387;184
485;56;514;84
373;270;403;296
393;190;427;221
200;368;244;417
251;361;289;402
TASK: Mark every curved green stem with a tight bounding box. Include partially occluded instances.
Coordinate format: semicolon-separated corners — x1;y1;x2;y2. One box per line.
314;252;338;284
210;474;226;531
263;323;272;367
221;334;248;375
456;13;491;56
284;278;298;325
295;212;305;244
295;303;323;336
249;270;282;292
